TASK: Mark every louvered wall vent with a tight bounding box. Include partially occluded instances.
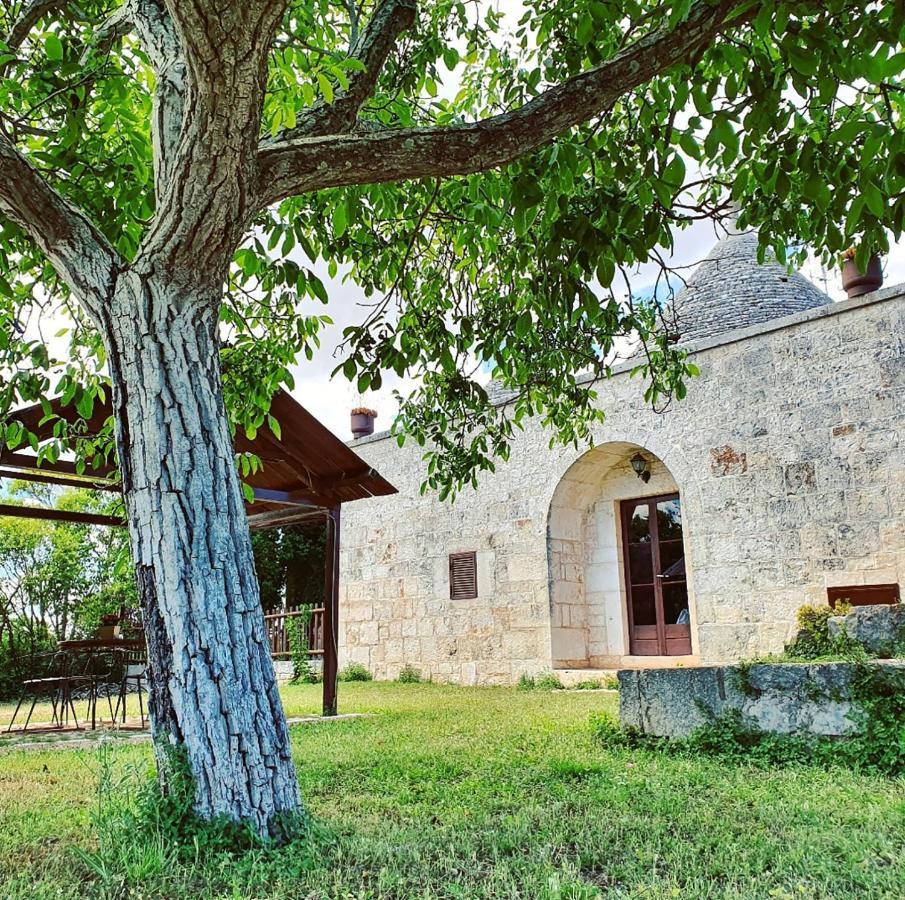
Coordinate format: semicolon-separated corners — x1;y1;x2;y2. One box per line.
449;551;478;600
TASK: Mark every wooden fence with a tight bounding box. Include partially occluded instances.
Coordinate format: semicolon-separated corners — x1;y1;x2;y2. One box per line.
263;605;325;658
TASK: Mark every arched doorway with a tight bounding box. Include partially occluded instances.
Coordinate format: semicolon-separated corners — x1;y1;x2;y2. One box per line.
547;442;696;668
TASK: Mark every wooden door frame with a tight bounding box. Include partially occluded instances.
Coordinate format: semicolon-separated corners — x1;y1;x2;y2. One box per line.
620;491;683;656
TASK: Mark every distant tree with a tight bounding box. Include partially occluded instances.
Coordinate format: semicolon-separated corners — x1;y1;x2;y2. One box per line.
251;522;326;614
0;486;136;647
0;0;900;835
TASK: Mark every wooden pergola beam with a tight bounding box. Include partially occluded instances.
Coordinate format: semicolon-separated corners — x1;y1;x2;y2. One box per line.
0;467;120;492
246;506;329;531
0;450;116;478
0;503;126;527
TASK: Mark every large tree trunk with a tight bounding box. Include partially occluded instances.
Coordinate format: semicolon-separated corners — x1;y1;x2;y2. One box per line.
100;271;301;837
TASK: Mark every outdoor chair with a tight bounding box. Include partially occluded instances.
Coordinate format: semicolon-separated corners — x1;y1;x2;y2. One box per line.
70;650;117;730
4;651;91;733
112;648;148;728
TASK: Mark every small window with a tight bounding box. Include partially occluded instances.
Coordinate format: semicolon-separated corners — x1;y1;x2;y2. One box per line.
449;552;478;600
827;584;900;608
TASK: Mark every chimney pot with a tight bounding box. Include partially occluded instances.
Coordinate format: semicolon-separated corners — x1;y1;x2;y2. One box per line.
351;407;377;439
841;252;883;299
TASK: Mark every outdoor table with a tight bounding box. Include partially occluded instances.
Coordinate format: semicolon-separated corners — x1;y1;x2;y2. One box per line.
57;638;145;651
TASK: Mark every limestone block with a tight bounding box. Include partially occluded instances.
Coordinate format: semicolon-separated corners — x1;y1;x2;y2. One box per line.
502;629;541;660
551;627;587;663
358;621;379;645
619;662;904;738
837;604;905;657
846;488;890;521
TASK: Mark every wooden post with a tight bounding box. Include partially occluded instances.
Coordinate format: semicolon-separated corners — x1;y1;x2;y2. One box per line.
322;505;341;717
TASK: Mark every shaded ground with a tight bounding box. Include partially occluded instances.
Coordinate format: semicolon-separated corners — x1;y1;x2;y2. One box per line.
1;682;903;899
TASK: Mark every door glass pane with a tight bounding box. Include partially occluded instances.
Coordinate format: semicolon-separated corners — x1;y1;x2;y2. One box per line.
627;503;650;543
659;541;685;580
663;583;690;626
629;543;653;584
631;585;656;626
656;498;682;540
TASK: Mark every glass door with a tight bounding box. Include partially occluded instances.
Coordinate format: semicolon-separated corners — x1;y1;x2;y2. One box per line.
621;493;692;656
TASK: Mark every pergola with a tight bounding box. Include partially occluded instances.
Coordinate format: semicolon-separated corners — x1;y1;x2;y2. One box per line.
0;389;396;716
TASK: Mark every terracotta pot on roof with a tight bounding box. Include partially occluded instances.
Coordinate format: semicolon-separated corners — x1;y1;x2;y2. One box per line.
351;407;377;439
841;251;883;299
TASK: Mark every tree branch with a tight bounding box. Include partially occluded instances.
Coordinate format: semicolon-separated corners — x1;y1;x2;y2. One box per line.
115;0;187;194
4;0;66;50
0;134;121;317
132;0;288;282
255;0;753;208
266;0;417;141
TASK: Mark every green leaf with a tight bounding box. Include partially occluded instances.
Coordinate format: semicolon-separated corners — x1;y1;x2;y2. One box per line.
576;15;595;46
317;72;334;104
44;33;63;62
333;202;348;239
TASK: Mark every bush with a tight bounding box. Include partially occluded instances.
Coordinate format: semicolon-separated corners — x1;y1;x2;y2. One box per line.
338;662;373;682
535;672;564;691
286;611;318;684
785;602;854;660
517;672;569;691
0;619;56;700
397;665;422;684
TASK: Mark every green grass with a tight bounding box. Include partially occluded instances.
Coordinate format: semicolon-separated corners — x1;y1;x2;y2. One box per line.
1;682;903;898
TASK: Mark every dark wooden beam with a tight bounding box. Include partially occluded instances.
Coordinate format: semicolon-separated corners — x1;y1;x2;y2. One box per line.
0;450;116;478
0;503;126;527
246;507;328;531
0;467;120;492
250;487;318;507
322;505;340;717
286;466;375;504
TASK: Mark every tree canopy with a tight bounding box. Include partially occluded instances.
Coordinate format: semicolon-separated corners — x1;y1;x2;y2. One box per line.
1;0;901;497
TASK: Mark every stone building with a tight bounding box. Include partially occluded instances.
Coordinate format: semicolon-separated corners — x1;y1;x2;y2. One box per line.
337;229;905;684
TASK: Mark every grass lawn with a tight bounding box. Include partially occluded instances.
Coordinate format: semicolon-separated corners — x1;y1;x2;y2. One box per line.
0;682;903;899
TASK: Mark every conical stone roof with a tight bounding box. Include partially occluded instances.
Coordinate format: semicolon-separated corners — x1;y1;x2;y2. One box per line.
671;224;830;344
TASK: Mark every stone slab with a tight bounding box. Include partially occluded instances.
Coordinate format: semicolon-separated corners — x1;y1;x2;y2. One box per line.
830;604;905;657
619;661;905;738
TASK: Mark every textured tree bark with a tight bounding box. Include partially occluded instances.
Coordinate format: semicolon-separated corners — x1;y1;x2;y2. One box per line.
99;271;301;836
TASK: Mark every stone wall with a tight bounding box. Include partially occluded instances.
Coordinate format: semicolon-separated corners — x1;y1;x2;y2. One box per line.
338;289;905;684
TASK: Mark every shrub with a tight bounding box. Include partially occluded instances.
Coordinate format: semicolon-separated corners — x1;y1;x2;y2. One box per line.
0;619;56;700
517;673;536;691
338;662;373;682
574;679;602;690
785;602;853;660
535;672;564;691
286;610;318;684
397;665;422;684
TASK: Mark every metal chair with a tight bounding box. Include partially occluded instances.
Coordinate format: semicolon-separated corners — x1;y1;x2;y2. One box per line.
4;651;87;733
71;650;117;730
112;649;148;728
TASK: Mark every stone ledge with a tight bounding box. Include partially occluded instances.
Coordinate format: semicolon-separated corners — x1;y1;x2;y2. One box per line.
619;661;905;738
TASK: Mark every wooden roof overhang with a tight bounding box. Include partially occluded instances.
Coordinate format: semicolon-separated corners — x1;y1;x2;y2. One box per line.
0;390;396;530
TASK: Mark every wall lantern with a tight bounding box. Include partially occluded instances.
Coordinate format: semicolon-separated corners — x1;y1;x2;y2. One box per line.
630;452;651;483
